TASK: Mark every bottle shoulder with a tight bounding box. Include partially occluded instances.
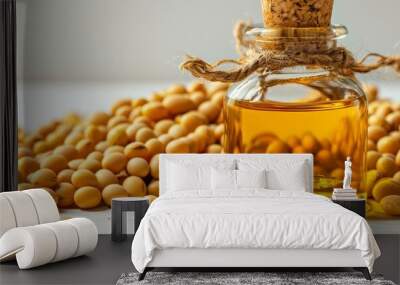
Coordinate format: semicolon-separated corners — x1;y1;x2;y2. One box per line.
227;72;366;105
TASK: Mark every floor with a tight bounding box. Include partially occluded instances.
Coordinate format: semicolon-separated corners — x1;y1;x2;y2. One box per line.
1;235;398;285
0;235;134;285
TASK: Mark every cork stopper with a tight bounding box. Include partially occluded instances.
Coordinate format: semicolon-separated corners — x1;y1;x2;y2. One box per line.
261;0;334;28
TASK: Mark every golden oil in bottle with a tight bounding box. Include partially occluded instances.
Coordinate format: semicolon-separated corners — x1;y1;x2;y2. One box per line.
223;77;368;198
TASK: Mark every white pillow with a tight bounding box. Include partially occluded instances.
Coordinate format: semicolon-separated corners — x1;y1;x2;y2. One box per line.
167;163;210;192
167;160;236;192
236;169;267;188
211;169;267;190
211;168;236;190
238;159;308;191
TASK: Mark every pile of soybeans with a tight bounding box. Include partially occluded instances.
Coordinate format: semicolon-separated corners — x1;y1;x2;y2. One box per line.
17;82;228;209
366;85;400;217
16;82;400;217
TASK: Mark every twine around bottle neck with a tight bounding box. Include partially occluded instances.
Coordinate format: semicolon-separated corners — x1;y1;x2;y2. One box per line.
181;21;400;83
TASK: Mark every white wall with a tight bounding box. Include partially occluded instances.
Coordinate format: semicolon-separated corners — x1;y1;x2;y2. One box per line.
17;0;400;82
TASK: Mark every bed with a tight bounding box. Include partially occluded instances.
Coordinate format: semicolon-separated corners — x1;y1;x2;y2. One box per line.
131;154;380;280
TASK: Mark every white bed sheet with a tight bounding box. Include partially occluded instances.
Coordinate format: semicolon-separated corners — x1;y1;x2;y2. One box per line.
131;190;380;273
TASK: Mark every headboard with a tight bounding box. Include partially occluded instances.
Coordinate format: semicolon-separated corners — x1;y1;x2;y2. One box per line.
159;154;314;195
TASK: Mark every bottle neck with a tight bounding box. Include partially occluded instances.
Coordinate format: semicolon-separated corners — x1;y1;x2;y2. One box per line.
243;25;348;78
265;65;332;78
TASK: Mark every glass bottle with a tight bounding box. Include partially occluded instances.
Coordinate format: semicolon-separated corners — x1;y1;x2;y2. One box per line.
223;25;368;199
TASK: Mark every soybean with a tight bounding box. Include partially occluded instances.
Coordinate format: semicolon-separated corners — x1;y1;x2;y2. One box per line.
107;126;129;146
377;136;400;155
96;169;119;189
148;180;159;196
53;145;79;161
142;102;170;121
154;120;174;136
18;157;40;179
166;138;190;153
376;156;397;177
55;183;76;208
124;142;149;160
87;151;104;162
57;169;75;183
28;168;57;188
102;152;127;174
180;111;208;132
102;184;128;206
74;186;102;209
68;159;85;170
123;176;147;197
372;178;400;202
163;95;195;115
71;169;98;188
127;158;150;177
135;128;156;143
380;195;400;216
145;138;165;156
78;159;102;172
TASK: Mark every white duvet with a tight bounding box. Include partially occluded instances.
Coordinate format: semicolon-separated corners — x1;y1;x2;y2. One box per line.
131;190;380;273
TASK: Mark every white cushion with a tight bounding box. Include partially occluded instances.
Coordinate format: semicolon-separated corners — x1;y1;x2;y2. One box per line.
0;226;57;269
211;169;268;190
238;159;307;191
0;190;59;238
65;218;98;257
0;218;98;269
0;196;17;237
167;163;210;192
24;189;60;224
211;168;236;190
1;192;39;227
42;222;79;262
236;169;267;188
167;160;235;192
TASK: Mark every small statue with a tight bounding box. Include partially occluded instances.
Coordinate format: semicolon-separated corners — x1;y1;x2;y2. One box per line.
343;157;352;189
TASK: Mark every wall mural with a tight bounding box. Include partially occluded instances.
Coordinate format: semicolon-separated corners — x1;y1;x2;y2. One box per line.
16;82;400;219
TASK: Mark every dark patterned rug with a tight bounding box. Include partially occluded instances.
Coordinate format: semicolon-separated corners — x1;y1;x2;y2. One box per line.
116;272;396;285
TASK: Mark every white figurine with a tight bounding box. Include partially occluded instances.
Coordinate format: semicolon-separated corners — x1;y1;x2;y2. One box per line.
343;157;352;189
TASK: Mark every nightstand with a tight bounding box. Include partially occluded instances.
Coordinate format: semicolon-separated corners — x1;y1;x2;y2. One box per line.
332;199;365;218
111;197;149;242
